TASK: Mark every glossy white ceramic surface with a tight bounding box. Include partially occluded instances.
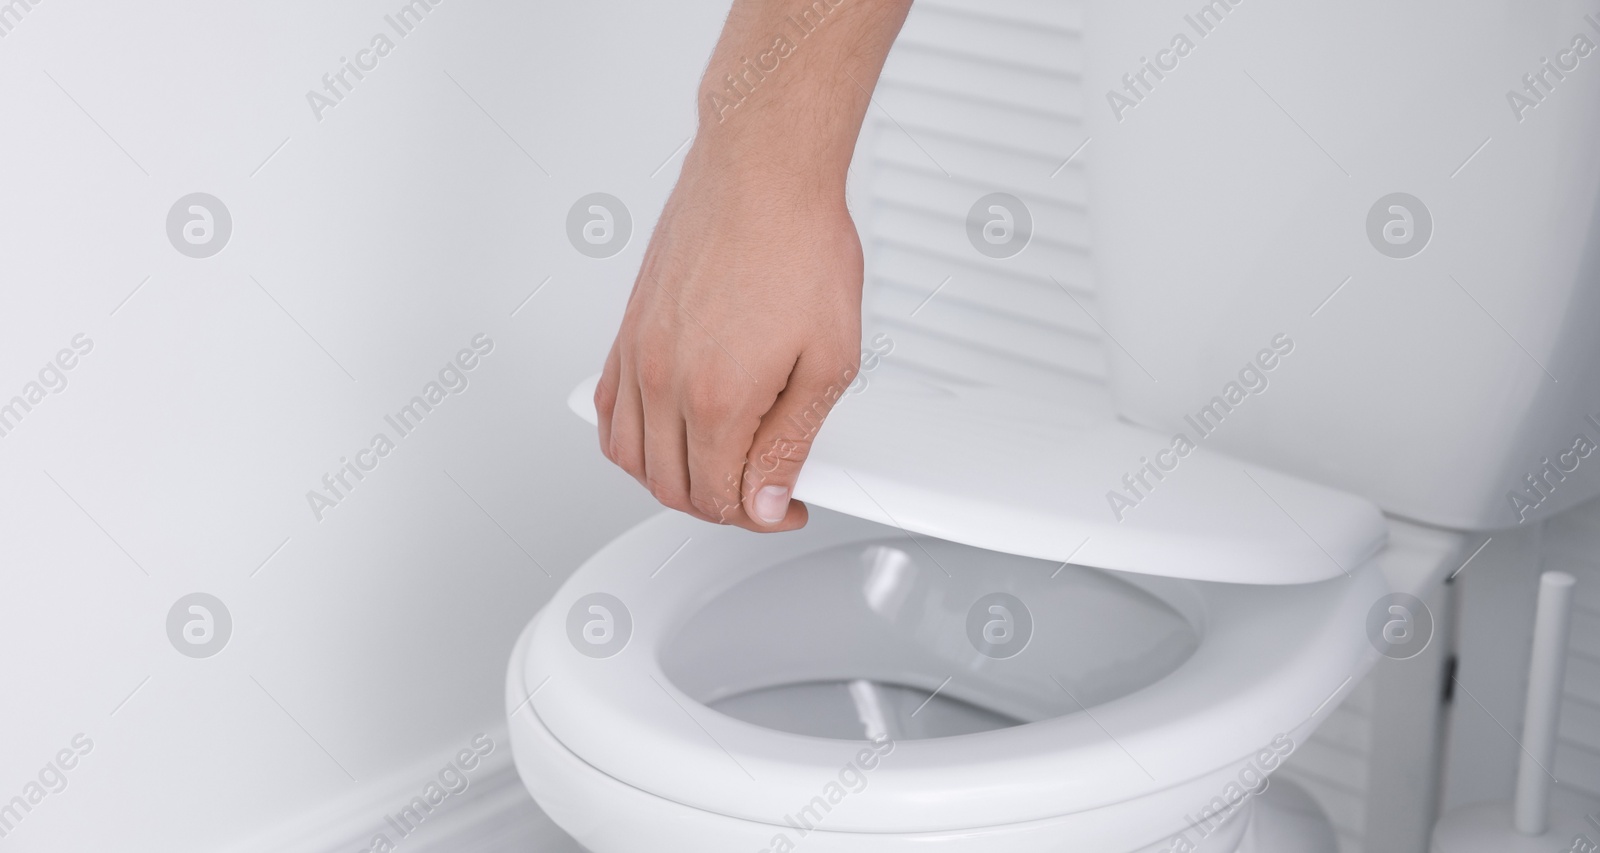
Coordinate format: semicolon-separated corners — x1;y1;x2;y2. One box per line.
1081;0;1600;530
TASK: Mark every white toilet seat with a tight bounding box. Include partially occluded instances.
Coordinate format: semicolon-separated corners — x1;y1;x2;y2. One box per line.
508;675;1263;853
508;508;1386;848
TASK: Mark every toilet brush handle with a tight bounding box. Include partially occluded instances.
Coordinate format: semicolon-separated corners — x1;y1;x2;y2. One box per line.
1513;570;1577;835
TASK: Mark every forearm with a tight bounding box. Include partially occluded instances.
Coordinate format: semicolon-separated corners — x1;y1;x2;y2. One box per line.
693;0;913;195
598;1;904;531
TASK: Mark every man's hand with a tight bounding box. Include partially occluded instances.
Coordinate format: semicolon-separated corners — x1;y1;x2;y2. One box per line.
594;0;911;531
596;153;862;530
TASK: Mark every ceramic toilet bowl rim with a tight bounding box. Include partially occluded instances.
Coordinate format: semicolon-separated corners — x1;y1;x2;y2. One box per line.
517;510;1386;832
507;615;1290;847
515;597;1369;832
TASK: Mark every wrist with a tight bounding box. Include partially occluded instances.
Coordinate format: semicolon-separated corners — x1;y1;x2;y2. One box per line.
692;65;859;196
681;131;850;207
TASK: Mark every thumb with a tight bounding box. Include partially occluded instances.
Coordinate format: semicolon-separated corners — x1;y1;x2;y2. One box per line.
741;352;858;528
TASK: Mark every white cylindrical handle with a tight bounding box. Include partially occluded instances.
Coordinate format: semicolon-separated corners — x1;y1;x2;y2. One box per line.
1514;570;1577;835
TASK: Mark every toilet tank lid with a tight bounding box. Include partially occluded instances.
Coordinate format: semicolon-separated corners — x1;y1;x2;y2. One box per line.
567;368;1385;585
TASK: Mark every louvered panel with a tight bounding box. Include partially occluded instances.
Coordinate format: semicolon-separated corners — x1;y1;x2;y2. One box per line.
870;84;1080;154
870;166;1092;247
1568;609;1600;706
873;269;1101;338
1548;572;1600;801
867;117;1091;189
868;200;1091;281
858;0;1094;392
897;2;1083;70
874;240;1091;299
868;145;1089;214
872;240;1093;308
1558;688;1600;799
869;318;1097;389
1290;737;1372;796
872;283;1105;372
880;45;1076;117
1301;702;1375;758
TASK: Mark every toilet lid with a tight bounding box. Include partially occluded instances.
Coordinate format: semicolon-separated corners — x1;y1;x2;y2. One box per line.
568;366;1385;585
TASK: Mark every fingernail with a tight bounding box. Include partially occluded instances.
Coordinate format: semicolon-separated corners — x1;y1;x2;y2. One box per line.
754;485;789;524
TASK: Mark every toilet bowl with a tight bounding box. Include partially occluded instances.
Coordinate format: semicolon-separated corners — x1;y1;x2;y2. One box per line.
508;369;1391;852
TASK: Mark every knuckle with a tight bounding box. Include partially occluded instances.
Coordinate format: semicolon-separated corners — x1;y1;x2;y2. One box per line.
689;492;738;524
607;435;639;473
706;469;748;518
683;381;739;426
646;477;688;509
593;381;617;417
748;435;812;479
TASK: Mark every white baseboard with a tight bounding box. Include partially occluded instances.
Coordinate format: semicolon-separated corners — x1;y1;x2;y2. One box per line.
221;723;582;853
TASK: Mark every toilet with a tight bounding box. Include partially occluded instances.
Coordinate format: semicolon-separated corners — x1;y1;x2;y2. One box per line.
508;1;1600;845
506;370;1391;852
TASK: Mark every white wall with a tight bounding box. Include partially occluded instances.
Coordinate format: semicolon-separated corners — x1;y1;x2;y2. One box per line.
0;1;724;849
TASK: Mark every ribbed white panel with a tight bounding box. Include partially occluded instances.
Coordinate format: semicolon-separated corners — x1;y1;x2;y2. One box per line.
1537;509;1600;802
858;0;1102;391
1443;502;1600;845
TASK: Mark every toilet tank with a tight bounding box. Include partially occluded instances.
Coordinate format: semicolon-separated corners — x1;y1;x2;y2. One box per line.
1080;0;1600;531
